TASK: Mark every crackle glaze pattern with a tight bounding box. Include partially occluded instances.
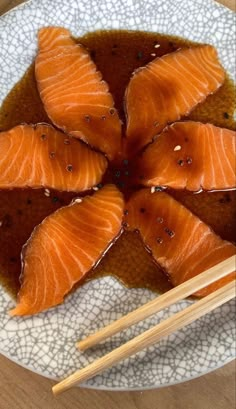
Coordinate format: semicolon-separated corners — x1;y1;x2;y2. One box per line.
0;0;235;390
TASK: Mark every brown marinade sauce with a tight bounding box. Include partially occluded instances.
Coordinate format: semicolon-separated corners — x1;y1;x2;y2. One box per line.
0;30;235;298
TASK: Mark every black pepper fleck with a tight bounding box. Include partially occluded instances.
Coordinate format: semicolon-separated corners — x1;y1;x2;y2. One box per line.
164;227;175;237
90;50;96;59
66;164;73;172
177;159;184;166
109;108;115;115
118;181;125;188
84;115;91;122
137;51;143;60
2;214;12;228
219;194;231;204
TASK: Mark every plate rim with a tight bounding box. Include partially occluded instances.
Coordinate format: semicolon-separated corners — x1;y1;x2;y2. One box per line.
0;346;234;391
0;0;235;391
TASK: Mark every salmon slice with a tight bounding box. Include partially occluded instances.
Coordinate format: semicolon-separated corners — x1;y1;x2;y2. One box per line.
0;124;107;192
10;185;124;315
125;45;225;156
125;189;235;296
35;27;122;160
137;121;236;192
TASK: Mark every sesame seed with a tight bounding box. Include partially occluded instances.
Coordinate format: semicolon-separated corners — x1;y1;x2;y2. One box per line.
74;198;82;203
0;221;2;227
174;145;181;151
154;44;160;48
93;186;99;191
44;189;50;197
151;186;155;193
151;53;156;57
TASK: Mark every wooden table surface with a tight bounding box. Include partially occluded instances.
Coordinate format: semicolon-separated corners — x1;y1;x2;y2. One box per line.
0;0;235;408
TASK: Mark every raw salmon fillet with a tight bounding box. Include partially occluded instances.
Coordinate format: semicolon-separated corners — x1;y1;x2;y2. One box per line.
125;189;235;296
10;185;124;315
35;27;122;160
138;121;236;191
125;45;225;156
0;124;107;192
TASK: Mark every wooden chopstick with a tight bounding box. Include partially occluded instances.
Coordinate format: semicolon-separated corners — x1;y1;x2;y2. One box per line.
77;256;235;351
53;280;235;395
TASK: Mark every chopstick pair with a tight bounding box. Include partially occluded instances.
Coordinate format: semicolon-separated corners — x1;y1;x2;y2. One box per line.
52;256;235;395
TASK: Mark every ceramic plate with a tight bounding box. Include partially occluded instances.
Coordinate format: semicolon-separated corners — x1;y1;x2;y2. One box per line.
0;0;235;390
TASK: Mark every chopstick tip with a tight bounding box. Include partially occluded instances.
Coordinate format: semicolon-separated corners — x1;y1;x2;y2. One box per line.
52;378;74;396
52;384;61;396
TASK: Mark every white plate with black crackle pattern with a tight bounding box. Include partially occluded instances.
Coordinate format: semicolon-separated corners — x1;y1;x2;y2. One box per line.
0;0;235;390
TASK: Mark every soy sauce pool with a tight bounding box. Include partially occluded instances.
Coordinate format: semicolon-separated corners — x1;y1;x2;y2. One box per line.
0;30;235;298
